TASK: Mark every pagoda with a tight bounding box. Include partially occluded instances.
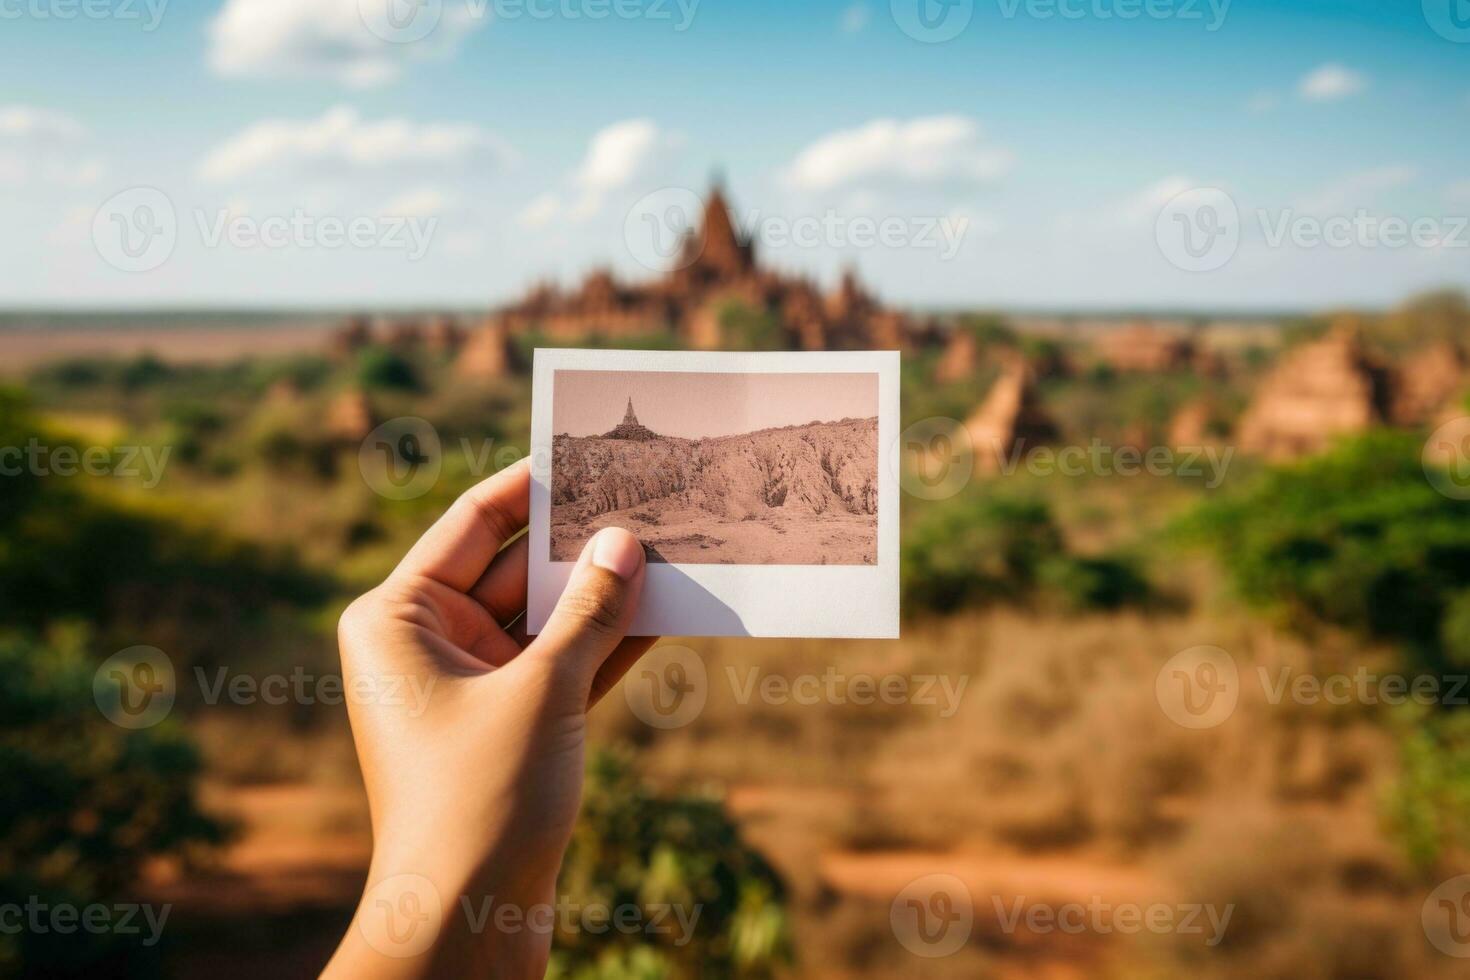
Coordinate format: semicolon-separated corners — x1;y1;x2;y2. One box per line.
603;397;659;440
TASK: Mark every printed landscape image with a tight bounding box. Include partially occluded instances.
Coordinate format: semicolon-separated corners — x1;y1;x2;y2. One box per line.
550;370;879;564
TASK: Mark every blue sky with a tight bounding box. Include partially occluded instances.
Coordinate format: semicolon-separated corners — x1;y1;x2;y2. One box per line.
1;0;1467;311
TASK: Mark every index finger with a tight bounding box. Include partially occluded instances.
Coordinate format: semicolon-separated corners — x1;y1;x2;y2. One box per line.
392;458;530;592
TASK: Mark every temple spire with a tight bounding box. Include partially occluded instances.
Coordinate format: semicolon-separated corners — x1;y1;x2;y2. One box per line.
624;397;637;425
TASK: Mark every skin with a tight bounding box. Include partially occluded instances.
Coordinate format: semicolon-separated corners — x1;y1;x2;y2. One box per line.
324;460;656;978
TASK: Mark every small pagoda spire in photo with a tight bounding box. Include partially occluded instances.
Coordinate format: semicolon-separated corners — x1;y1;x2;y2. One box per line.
603;396;659;440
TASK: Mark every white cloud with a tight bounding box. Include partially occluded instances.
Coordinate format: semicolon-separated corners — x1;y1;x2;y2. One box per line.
382;186;452;217
0;106;103;188
563;118;677;218
1116;175;1202;224
782;116;1013;192
840;3;869;33
1298;63;1367;102
517;191;563;229
208;0;485;88
0;106;85;142
1449;179;1470;205
198;106;513;182
1296;165;1416;213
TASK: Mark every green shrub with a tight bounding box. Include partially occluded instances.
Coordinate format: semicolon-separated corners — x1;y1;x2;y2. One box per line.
0;631;225;976
1383;710;1470;871
1038;554;1152;612
1180;431;1470;671
902;494;1062;612
355;347;421;391
550;750;791;980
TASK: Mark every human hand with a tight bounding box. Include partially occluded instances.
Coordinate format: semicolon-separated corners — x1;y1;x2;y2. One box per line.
324;460;656;978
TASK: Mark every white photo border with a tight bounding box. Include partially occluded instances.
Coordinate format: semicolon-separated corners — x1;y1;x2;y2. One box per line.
527;348;900;638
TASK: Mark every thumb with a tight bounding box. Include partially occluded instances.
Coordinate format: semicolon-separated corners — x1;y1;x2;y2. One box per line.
526;526;647;694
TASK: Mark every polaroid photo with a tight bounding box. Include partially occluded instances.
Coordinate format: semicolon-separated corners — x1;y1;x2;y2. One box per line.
527;348;900;638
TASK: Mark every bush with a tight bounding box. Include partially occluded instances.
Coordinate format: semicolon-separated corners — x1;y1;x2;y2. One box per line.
1180;431;1470;672
1383;710;1470;871
0;631;225;976
355;347;421;391
550;750;791;979
902;494;1063;612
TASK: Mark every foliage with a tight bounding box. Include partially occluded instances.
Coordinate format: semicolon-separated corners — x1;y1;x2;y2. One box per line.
0;630;225;976
550;750;791;980
1383;709;1470;871
717;302;784;352
902;490;1150;614
1180;431;1470;672
355;346;421;391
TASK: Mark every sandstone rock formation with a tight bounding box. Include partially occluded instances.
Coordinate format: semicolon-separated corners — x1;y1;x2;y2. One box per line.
325;388;375;443
456;319;511;380
551;417;878;563
1095;323;1195;373
1236;326;1390;459
964;356;1057;471
935;329;979;383
1389;340;1466;426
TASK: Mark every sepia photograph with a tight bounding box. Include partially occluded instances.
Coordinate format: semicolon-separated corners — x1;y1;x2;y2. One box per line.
550;369;879;565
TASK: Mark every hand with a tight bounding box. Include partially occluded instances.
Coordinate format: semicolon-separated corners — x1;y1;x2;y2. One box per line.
324;460;656;978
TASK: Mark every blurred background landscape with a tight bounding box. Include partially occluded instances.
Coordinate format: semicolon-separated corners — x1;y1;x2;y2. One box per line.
4;0;1470;977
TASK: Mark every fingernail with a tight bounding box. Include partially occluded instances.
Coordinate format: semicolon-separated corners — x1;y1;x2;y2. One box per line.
591;527;644;581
